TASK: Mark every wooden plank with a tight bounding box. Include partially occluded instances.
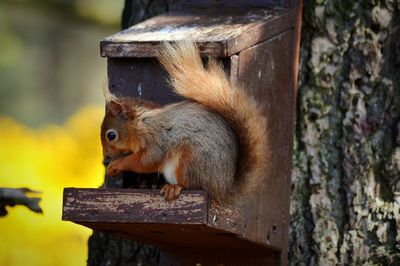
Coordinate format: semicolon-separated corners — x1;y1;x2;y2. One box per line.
80;221;281;265
237;30;295;265
100;8;291;58
75;221;280;265
199;30;296;261
107;57;232;106
101;41;226;58
207;199;246;236
226;8;296;55
62;188;208;224
107;58;181;105
79;222;266;249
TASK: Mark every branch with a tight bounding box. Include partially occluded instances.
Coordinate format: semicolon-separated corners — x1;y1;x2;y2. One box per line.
0;187;43;217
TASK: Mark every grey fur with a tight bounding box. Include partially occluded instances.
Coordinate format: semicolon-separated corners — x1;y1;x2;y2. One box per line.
139;101;238;199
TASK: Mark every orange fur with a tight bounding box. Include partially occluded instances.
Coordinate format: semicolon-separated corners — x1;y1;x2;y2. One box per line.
174;145;192;188
158;41;269;197
106;150;162;176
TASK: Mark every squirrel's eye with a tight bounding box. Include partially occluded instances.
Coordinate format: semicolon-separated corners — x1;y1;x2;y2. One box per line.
106;129;118;142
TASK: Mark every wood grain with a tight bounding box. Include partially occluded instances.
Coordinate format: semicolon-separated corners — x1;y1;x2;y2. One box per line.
237;30;295;264
100;8;292;58
63;188;208;224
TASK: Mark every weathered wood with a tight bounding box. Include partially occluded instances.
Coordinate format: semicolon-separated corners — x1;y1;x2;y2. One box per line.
225;9;295;56
83;222;275;250
63;188;208;224
107;58;180;104
107;57;232;104
200;30;295;265
63;188;281;265
101;8;294;58
239;30;295;264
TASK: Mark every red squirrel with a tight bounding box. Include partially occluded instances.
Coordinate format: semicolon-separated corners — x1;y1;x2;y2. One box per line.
101;41;268;203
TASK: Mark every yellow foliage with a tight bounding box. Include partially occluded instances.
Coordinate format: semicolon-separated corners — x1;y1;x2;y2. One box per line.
0;106;105;266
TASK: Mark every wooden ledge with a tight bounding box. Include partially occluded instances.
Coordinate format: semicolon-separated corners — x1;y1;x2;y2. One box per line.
63;188;208;224
62;188;280;260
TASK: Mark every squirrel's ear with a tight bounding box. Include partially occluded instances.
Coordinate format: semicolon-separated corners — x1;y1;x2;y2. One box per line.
107;100;124;118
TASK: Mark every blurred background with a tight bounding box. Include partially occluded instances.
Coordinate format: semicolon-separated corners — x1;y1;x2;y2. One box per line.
0;0;123;265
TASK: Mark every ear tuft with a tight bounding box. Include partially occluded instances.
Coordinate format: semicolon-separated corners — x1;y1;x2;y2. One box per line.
107;100;124;118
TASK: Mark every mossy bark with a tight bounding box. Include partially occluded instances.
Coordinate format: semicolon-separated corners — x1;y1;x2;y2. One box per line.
289;1;400;265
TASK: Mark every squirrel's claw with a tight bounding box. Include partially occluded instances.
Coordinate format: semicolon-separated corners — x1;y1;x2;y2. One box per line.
161;184;182;202
106;161;122;176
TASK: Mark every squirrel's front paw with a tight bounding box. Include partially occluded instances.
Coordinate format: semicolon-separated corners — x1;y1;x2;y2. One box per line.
161;184;182;202
106;161;122;176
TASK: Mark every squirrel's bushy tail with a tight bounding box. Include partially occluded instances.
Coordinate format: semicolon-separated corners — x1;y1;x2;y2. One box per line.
158;41;269;198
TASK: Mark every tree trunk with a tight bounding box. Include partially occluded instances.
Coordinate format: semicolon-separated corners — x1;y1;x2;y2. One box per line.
88;233;161;266
289;1;400;265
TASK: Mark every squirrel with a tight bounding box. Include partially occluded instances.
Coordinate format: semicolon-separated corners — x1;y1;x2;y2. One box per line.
101;41;268;203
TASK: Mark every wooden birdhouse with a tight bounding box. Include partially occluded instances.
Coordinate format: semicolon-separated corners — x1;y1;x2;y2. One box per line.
62;1;302;265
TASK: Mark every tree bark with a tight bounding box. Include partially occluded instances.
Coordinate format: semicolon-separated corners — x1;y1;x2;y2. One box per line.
88;232;161;266
289;1;400;265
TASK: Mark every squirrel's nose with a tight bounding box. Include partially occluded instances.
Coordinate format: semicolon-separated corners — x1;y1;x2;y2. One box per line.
103;157;112;166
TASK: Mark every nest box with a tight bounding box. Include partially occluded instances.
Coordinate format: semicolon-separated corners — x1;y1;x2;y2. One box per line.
62;1;302;265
